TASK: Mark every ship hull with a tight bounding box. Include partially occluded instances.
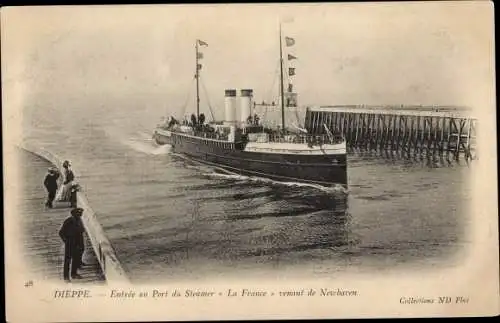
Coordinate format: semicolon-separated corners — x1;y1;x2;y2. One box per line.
153;130;347;186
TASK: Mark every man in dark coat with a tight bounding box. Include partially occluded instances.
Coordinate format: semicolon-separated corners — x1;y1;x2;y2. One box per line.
58;207;85;281
43;167;60;208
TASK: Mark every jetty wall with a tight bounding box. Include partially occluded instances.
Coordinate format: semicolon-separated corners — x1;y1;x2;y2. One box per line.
19;143;129;284
305;106;477;160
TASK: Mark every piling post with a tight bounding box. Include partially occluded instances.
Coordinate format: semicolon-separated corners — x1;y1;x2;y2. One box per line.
360;113;365;148
402;116;408;155
427;117;433;155
383;114;390;150
470;119;476;160
364;114;370;148
395;115;401;152
360;113;364;148
340;112;345;138
440;117;446;154
419;116;425;155
335;112;340;132
390;114;396;151
363;114;369;148
408;116;415;156
455;118;463;159
315;111;321;134
346;113;352;144
345;113;350;144
337;112;341;133
446;118;454;158
362;113;367;148
350;113;354;143
340;112;344;134
383;114;388;150
319;112;325;134
353;113;359;147
332;112;338;133
432;117;439;156
368;114;374;149
380;115;386;150
316;111;321;134
465;118;472;160
325;112;332;131
388;114;394;151
352;113;357;147
359;113;366;147
325;112;330;132
375;114;381;150
341;112;347;139
414;116;420;156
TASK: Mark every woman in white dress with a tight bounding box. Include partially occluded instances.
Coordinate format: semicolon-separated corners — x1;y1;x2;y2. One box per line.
58;160;75;202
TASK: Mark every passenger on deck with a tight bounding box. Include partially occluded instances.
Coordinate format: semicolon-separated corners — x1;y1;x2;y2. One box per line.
43;167;60;208
58;207;85;281
307;135;314;148
58;160;75;203
253;114;260;125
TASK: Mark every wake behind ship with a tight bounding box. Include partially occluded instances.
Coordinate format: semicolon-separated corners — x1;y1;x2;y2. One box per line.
153;28;347;187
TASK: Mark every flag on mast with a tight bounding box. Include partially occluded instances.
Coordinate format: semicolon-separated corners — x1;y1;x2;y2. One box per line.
285;37;295;47
288;83;293;92
197;64;202;71
288;67;296;76
288;54;297;60
197;52;204;59
197;39;208;46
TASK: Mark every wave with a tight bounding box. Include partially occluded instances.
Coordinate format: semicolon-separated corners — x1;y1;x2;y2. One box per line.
136;131;156;141
102;126;172;156
124;139;172;155
203;171;349;194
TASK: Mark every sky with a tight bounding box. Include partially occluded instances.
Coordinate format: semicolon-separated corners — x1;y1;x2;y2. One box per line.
2;2;495;121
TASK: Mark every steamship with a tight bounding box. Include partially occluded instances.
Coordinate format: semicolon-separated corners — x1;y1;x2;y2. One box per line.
153;28;347;186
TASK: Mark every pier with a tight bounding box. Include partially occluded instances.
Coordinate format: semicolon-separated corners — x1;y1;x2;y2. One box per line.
304;106;477;160
18;146;129;284
18;149;105;283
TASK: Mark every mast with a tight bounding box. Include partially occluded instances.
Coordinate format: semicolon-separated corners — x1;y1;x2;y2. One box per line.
195;40;200;119
279;23;286;133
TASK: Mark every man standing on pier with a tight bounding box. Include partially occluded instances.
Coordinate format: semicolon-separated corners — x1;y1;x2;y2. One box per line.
58;207;85;281
43;167;59;208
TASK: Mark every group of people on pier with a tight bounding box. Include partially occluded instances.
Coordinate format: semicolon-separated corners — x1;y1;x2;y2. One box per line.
43;160;87;281
43;160;77;208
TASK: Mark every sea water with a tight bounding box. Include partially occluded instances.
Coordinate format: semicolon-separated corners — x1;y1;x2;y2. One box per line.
20;96;473;283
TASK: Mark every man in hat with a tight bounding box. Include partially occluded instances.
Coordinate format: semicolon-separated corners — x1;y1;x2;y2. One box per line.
43;167;60;208
58;207;85;281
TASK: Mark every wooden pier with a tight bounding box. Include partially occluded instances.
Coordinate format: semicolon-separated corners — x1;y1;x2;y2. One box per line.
18;149;105;284
305;106;477;160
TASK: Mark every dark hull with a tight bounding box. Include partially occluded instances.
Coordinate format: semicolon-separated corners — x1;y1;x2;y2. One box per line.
153;131;347;186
